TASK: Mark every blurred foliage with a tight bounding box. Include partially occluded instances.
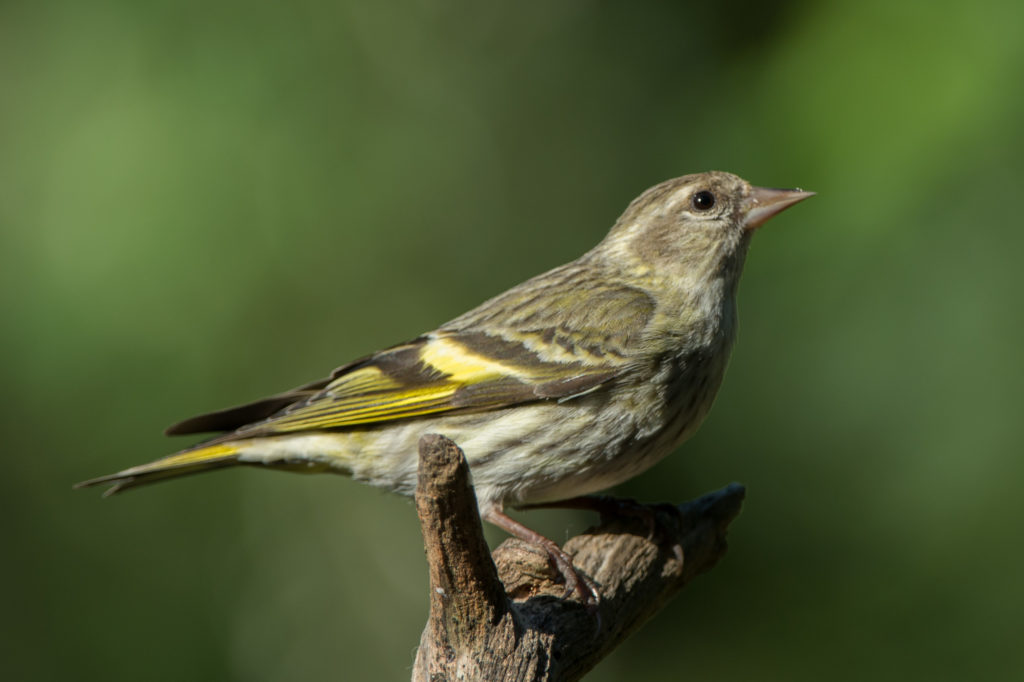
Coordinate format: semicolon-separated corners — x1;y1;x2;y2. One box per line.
2;0;1023;680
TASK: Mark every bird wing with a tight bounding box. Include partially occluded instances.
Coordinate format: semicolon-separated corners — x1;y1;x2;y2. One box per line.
166;277;655;439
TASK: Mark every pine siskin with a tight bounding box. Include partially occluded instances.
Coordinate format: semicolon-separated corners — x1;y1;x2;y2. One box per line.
77;171;812;602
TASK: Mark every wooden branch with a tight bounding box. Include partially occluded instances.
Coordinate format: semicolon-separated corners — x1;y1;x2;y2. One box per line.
412;434;745;682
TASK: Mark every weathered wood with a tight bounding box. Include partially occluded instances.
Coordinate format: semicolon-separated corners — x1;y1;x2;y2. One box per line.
413;434;745;682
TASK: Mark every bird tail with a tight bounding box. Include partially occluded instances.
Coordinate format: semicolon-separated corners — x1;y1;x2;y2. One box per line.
73;442;243;497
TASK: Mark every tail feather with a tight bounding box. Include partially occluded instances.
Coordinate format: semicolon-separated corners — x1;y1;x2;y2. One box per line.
74;443;242;496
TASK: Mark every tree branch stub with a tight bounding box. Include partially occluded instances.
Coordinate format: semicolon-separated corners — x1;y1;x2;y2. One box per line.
412;433;745;682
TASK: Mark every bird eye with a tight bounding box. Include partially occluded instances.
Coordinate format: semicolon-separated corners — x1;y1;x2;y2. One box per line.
691;190;716;211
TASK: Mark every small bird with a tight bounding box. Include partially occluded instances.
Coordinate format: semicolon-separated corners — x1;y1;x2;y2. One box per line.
77;171;812;602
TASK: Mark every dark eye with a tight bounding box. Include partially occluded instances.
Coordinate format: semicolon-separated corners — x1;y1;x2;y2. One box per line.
691;190;715;211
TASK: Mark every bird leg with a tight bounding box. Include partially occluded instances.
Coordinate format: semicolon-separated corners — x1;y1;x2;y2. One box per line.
482;508;600;607
520;495;685;552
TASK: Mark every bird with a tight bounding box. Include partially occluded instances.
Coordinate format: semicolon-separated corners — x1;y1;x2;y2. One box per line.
76;171;812;603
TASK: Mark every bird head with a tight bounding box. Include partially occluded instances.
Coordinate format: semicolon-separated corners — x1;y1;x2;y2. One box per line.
595;171;813;290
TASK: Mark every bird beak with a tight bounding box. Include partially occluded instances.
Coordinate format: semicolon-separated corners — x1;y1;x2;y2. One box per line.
743;186;815;230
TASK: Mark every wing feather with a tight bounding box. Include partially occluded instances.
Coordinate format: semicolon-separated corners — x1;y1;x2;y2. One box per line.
229;332;619;437
167;276;655;439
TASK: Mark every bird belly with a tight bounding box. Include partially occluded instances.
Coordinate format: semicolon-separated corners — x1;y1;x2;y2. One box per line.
233;353;728;510
499;364;726;505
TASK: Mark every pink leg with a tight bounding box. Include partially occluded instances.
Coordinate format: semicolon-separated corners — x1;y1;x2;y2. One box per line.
482;507;599;607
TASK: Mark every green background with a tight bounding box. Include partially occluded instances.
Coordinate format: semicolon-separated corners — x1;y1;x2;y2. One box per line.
3;1;1022;679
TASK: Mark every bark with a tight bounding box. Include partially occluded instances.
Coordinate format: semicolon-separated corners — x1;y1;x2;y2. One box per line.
412;434;745;682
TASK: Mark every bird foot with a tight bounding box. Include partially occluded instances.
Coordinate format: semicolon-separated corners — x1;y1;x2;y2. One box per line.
483;508;601;610
538;537;601;609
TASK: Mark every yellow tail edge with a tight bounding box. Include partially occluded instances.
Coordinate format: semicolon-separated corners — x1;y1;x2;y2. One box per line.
74;443;242;497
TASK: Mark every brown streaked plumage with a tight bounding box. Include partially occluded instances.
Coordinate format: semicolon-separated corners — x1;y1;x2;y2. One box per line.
76;171;813;604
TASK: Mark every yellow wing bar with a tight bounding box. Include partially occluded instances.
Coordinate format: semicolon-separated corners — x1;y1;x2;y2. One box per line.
230;332;619;437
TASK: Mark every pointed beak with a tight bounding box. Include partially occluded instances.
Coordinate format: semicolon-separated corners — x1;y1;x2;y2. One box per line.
743;186;815;230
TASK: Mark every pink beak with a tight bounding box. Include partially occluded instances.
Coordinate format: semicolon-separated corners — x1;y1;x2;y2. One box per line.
744;186;815;230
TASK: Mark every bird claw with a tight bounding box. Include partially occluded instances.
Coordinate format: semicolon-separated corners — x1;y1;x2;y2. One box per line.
544;543;601;609
483;507;602;613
